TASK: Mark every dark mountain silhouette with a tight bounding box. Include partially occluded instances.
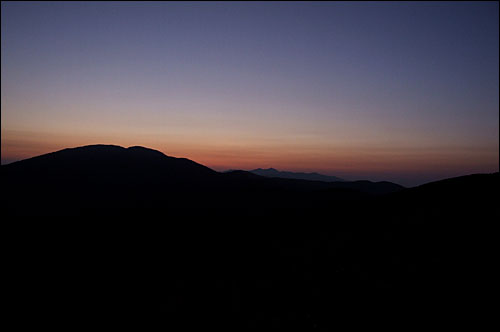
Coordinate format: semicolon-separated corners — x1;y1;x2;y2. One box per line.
3;144;216;180
250;167;344;182
2;144;222;215
3;145;498;330
2;144;403;216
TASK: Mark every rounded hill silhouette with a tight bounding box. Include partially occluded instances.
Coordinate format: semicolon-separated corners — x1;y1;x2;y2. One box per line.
3;144;406;216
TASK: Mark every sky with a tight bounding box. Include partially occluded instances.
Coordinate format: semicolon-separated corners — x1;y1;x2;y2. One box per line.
1;1;498;186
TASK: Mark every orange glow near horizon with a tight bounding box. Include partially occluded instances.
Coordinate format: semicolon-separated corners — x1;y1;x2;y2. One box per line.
2;127;498;186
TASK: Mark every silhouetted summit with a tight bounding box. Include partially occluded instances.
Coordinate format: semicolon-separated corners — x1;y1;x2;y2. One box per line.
3;144;221;215
4;144;215;178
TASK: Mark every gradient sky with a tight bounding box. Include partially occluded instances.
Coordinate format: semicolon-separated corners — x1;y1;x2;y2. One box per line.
1;1;498;186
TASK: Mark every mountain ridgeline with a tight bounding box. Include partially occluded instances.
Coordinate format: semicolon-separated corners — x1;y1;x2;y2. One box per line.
3;144;405;216
2;144;498;221
249;168;344;182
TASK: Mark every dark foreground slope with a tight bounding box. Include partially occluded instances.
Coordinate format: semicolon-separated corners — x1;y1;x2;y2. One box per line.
3;146;498;330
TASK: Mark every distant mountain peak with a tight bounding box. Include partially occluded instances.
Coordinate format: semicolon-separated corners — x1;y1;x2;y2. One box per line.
249;168;344;182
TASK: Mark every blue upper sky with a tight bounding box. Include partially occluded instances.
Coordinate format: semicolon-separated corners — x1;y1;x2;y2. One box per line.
2;2;498;186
